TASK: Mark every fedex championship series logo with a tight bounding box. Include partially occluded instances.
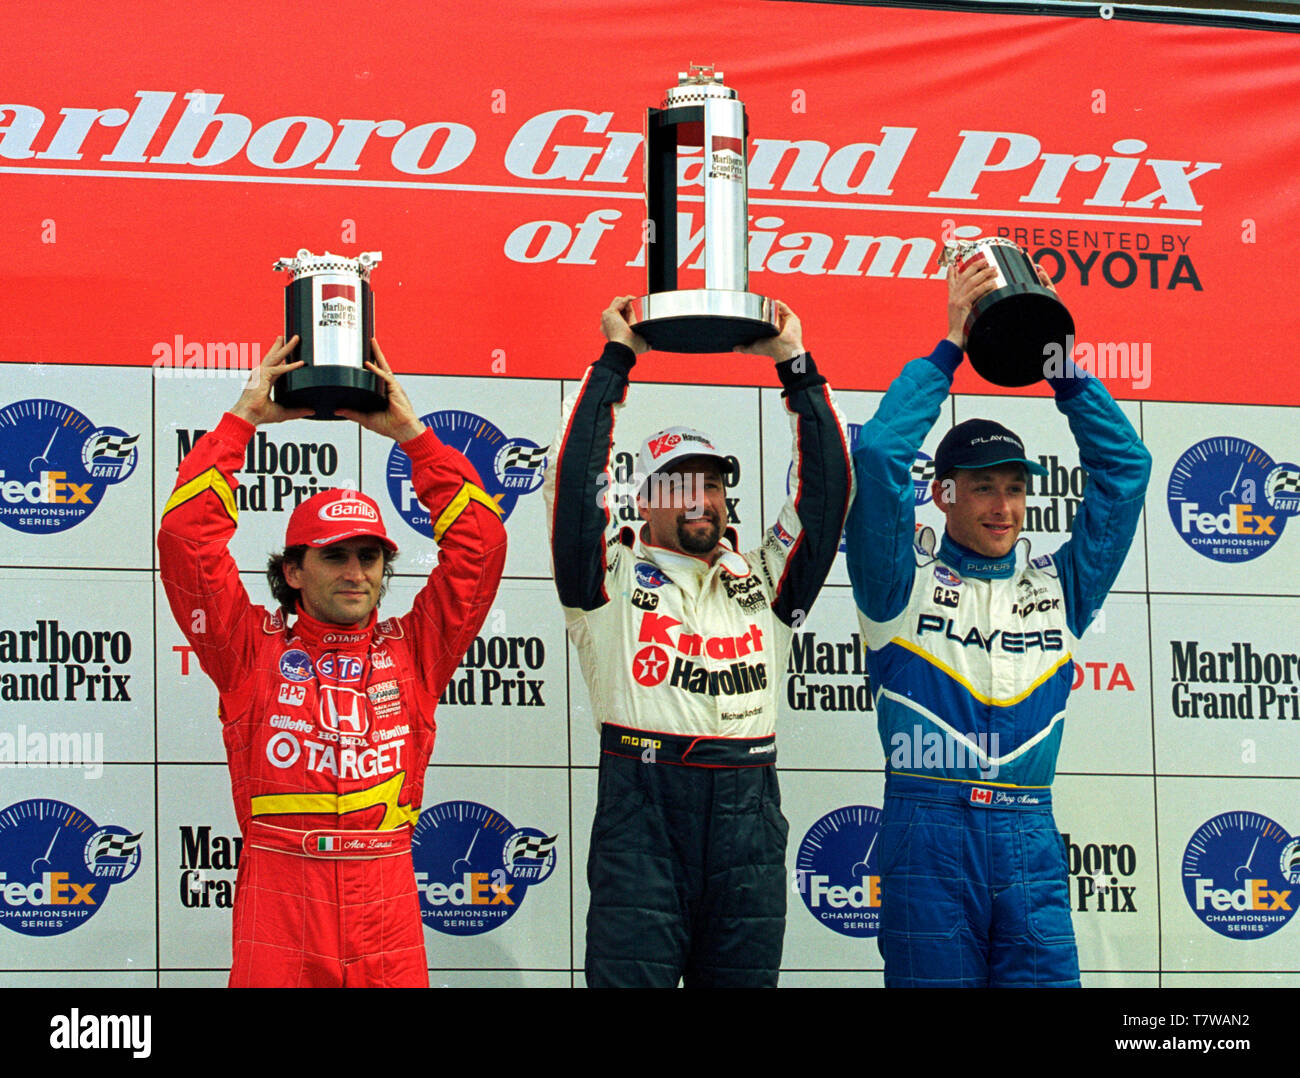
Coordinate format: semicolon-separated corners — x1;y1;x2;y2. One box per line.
387;409;544;534
0;400;139;533
795;806;882;937
1167;437;1299;562
0;799;141;936
1182;811;1298;939
411;800;556;936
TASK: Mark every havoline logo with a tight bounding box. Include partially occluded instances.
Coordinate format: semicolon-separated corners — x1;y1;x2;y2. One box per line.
411;800;556;936
387;409;544;533
0;799;142;936
0;400;139;533
1182;811;1297;939
794;805;882;937
1167;437;1299;563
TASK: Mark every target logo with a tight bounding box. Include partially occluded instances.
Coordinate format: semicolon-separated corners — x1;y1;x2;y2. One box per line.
632;645;670;687
266;732;301;768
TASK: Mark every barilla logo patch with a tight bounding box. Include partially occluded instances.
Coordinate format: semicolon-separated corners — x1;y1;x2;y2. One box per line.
320;500;378;522
970;787;993;805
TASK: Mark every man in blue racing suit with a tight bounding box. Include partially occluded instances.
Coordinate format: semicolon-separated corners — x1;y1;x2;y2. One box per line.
844;256;1151;987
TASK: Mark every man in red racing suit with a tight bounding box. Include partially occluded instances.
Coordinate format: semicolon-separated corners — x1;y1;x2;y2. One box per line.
158;336;506;987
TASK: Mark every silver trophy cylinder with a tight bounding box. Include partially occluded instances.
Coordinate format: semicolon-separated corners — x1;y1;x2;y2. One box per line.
272;249;386;419
631;66;778;354
941;238;1075;388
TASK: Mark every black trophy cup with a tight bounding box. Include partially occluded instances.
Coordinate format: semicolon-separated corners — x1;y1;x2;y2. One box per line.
941;238;1075;387
272;249;387;419
629;66;778;353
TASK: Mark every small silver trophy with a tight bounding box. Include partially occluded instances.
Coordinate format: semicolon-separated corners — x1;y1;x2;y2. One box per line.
629;65;778;353
939;237;1074;387
272;249;385;418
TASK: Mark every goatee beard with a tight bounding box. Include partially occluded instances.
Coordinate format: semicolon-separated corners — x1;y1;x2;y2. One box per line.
677;516;720;555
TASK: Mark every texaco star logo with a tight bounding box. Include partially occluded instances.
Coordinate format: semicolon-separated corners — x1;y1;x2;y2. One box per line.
632;645;670;687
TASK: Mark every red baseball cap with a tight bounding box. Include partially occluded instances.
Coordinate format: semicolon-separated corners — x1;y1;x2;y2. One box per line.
284;488;397;553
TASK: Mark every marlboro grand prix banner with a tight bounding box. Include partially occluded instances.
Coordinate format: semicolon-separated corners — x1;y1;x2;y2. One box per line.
1;1;1298;990
2;1;1296;404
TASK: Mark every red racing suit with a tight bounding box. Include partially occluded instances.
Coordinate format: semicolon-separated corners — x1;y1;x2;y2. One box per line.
158;412;506;987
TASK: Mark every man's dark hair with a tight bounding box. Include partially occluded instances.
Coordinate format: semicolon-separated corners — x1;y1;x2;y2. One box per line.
266;545;399;615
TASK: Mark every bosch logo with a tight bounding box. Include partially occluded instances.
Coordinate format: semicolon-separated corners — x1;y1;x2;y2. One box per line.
321;500;377;522
632;645;670;687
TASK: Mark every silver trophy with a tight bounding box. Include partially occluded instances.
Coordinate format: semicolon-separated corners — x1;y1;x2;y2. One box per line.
940;237;1074;387
272;249;385;419
629;66;778;353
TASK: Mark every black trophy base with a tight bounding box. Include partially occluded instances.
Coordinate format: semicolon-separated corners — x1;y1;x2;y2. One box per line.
274;366;387;420
964;287;1076;388
630;290;778;354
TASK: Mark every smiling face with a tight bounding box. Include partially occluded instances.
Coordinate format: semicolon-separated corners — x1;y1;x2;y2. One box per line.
932;465;1027;559
282;537;386;626
637;457;729;562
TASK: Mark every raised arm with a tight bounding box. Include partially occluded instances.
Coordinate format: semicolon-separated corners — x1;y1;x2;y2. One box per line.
543;296;646;612
846;259;996;623
737;302;853;625
157;336;310;695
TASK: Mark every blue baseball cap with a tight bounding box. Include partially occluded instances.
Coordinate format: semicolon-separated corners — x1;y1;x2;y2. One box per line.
933;418;1048;478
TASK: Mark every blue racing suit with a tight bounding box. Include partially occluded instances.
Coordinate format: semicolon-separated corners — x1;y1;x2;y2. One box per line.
844;341;1150;987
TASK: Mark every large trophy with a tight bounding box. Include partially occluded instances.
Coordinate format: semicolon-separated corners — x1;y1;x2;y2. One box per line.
272;249;386;419
629;66;778;353
940;237;1074;387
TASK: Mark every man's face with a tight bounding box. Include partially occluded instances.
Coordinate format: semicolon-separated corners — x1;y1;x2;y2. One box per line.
638;458;728;560
283;538;385;626
932;465;1026;559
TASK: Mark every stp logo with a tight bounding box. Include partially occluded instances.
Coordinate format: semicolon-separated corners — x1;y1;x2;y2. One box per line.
317;654;363;682
647;433;681;459
632;645;670;687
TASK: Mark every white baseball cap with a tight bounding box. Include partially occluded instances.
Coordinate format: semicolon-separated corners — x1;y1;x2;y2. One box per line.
635;426;735;499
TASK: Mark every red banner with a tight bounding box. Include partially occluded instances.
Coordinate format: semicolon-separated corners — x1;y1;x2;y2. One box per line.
2;1;1296;403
